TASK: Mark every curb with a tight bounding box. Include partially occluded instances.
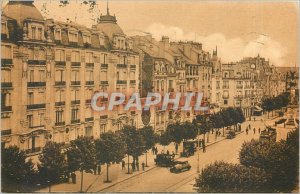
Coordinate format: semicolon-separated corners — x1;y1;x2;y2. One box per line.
93;132;244;192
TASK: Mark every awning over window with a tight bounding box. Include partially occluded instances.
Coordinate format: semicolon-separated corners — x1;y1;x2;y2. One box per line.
253;106;263;112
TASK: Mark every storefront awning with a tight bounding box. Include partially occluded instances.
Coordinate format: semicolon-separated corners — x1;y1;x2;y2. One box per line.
253;106;263;111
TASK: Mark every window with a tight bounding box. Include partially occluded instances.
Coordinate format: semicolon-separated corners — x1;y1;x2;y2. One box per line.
1;93;10;107
28;70;34;82
37;28;43;40
27;92;34;105
54;29;61;40
71;51;80;62
71;71;80;81
31;26;36;39
71;90;79;101
55;110;64;123
39;70;45;82
55;49;65;62
39;113;44;126
101;53;107;64
86;52;93;63
55;70;65;82
27;115;33;128
86;70;93;82
1;70;11;82
55;90;65;102
71;108;79;120
83;35;91;44
1;45;12;59
69;32;78;42
100;124;106;134
224;100;228;105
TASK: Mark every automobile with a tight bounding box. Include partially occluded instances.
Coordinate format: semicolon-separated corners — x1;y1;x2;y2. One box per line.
154;153;175;167
170;160;191;173
226;130;236;139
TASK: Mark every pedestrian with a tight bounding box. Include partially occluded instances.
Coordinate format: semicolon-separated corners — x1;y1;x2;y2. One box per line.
254;117;256;121
172;151;175;158
131;162;135;172
71;172;76;184
246;128;248;135
166;150;170;155
152;146;155;155
249;124;251;129
142;162;145;171
98;164;101;175
155;147;158;155
122;160;125;170
94;165;97;175
258;128;261;134
202;139;206;153
253;128;256;134
136;161;139;171
175;143;178;154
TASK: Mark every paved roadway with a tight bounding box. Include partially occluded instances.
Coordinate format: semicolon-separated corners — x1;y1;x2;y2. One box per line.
96;131;260;192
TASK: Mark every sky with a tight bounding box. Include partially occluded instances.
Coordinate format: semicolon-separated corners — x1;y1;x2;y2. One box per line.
3;0;298;67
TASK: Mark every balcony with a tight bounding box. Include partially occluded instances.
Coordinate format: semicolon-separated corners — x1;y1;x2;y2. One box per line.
71;119;80;124
117;64;127;68
28;60;46;66
85;117;94;122
71;81;81;86
71;62;81;67
116;80;127;85
1;129;11;136
55;121;65;126
222;95;229;99
55;61;66;66
27;103;46;110
86;63;94;68
55;101;65;106
71;100;80;105
223;86;229;89
86;81;94;86
69;42;78;47
236;86;243;89
168;88;175;92
1;82;12;88
55;81;66;86
235;95;244;99
25;147;42;155
130;65;136;69
101;64;108;68
1;58;13;66
27;82;46;87
85;99;91;104
130;80;136;84
100;81;108;85
1;106;12;112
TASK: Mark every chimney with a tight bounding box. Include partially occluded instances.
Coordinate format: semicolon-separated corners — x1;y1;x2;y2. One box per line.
183;43;191;58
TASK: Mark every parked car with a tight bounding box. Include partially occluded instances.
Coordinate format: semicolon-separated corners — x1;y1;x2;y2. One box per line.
170;160;191;173
154;153;175;167
226;130;236;139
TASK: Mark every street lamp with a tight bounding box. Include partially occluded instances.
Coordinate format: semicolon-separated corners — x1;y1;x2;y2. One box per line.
197;125;200;173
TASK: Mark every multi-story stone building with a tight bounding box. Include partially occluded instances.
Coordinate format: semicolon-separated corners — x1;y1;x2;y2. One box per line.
1;1;140;153
132;35;213;132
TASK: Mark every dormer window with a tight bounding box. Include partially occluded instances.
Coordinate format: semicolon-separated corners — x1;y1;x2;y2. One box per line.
69;32;78;43
31;26;43;40
55;29;61;41
83;34;91;44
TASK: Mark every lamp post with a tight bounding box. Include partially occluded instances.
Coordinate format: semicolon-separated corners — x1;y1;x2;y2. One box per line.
197;125;200;173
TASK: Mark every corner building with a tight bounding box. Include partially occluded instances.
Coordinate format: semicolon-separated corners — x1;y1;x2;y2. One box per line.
1;1;140;154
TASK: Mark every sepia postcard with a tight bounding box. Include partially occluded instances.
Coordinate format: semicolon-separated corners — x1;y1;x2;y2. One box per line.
0;0;299;193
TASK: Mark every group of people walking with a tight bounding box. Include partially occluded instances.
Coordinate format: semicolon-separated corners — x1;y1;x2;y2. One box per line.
245;124;261;135
121;159;146;172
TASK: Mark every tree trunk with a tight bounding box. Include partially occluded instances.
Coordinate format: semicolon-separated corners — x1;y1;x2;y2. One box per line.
127;154;130;174
223;127;225;137
268;111;269;119
207;131;209;143
106;163;110;182
80;170;83;192
145;151;148;167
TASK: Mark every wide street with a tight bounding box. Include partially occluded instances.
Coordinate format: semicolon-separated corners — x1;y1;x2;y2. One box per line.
92;122;262;192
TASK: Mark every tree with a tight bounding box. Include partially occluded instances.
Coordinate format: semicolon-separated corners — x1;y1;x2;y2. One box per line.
159;130;172;151
166;123;184;145
38;141;67;184
95;132;126;182
181;121;197;140
1;146;36;192
262;98;275;118
121;125;145;174
194;161;270;193
139;126;157;167
239;139;298;192
66;136;96;192
196;115;212;142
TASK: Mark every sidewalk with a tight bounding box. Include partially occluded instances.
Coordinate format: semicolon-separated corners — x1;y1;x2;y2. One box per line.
36;132;230;193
